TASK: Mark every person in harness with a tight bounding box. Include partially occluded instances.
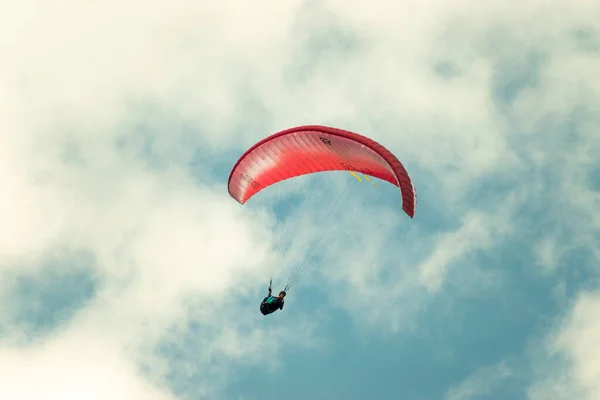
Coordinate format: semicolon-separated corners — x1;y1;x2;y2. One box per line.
260;281;286;316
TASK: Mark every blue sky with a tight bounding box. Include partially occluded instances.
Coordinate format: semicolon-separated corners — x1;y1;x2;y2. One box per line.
1;1;599;400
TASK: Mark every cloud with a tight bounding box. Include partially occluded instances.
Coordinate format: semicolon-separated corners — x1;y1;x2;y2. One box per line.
528;291;600;400
445;360;512;400
1;0;599;398
1;2;313;394
0;331;176;400
418;205;514;293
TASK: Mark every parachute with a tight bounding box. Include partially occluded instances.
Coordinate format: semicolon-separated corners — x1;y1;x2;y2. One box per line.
228;125;416;218
228;125;417;289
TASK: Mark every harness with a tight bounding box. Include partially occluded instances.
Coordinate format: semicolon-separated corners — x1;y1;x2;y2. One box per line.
263;296;284;305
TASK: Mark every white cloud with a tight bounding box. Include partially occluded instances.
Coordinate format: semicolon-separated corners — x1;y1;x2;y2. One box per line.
1;0;599;398
528;291;600;400
446;360;512;400
0;330;176;400
418;206;514;292
534;235;561;274
555;293;600;399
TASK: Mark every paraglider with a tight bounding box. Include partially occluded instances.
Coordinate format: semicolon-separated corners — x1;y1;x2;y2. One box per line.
227;125;417;315
259;280;286;316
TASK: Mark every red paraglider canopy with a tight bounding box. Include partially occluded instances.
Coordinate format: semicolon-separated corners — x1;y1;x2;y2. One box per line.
227;125;416;218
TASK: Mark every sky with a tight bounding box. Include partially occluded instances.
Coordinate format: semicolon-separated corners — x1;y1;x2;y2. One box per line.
0;0;599;399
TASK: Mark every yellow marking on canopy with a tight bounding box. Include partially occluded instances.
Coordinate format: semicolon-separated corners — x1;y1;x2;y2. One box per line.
363;174;377;187
348;171;377;187
348;171;362;182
